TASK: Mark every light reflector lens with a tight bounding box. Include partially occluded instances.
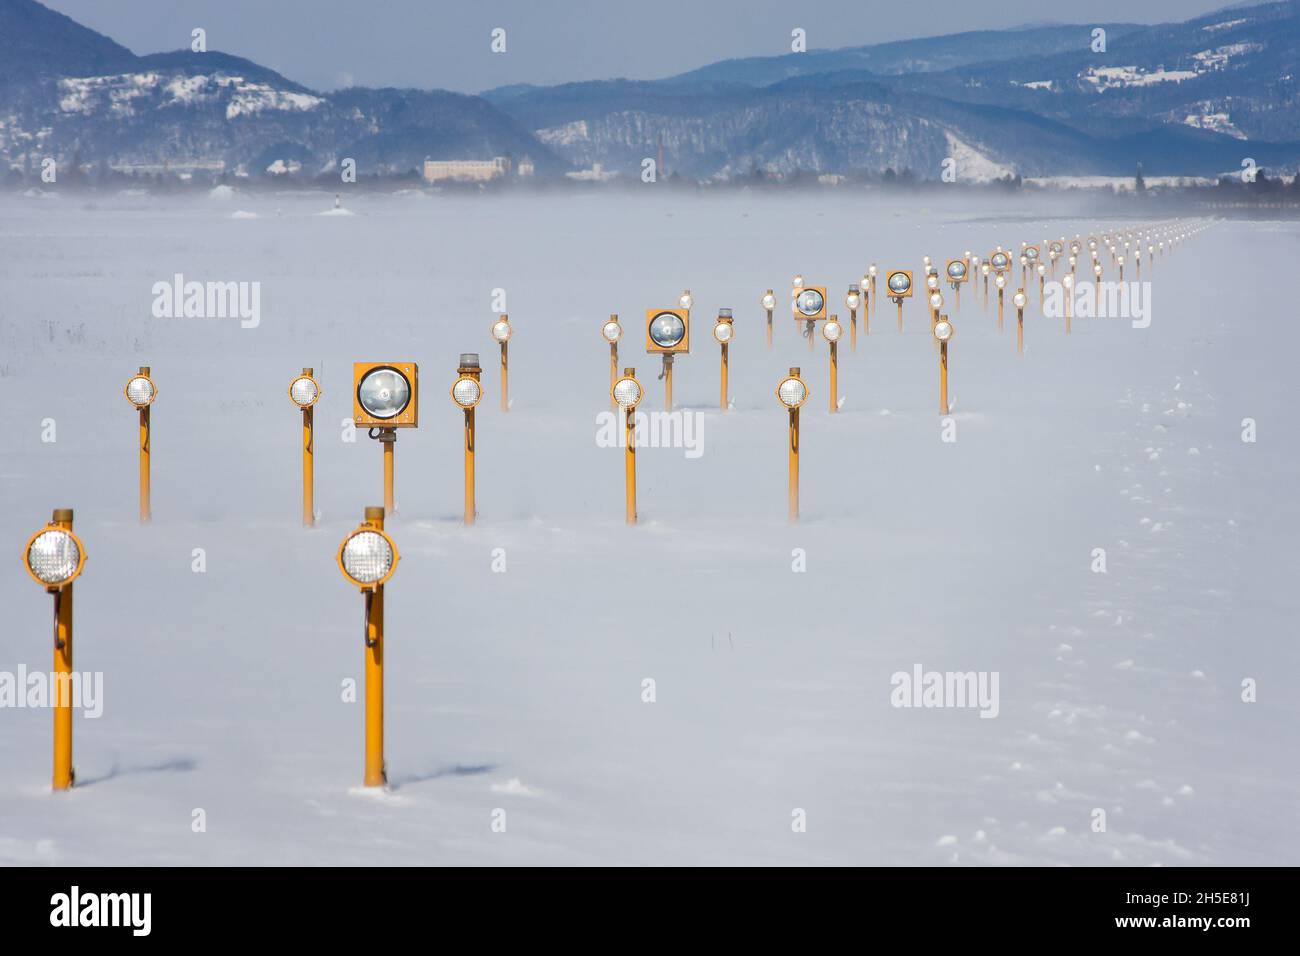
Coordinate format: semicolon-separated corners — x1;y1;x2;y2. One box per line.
358;367;411;419
648;312;686;348
795;289;824;317
613;378;642;409
888;272;911;294
934;321;953;343
290;376;319;408
452;377;482;408
777;378;807;408
126;376;155;407
341;531;394;586
27;530;81;586
491;320;511;343
602;321;622;343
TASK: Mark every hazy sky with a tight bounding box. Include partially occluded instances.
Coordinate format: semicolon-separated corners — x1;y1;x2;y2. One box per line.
43;0;1238;93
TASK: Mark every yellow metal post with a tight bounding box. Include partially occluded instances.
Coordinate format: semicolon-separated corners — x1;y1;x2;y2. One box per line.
828;340;838;414
380;429;395;514
939;342;949;415
1017;310;1024;355
51;508;74;791
138;366;150;523
610;318;619;409
807;320;815;350
864;293;870;335
788;407;800;522
720;342;729;410
363;506;386;788
464;407;476;525
500;341;509;413
850;307;857;351
302;367;314;527
663;354;673;410
896;299;903;332
997;289;1004;332
624;369;637;524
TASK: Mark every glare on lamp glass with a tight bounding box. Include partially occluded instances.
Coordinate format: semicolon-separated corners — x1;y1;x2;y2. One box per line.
357;366;412;420
713;320;734;344
995;274;1006;289
1012;291;1027;309
761;291;776;311
338;526;399;590
23;525;86;589
602;319;623;343
822;319;842;343
612;375;643;410
888;272;911;295
947;261;966;280
845;287;861;310
491;319;512;343
451;376;482;409
289;374;320;409
795;288;825;317
648;311;686;348
933;320;953;343
776;375;808;409
678;291;694;311
125;374;156;408
928;292;943;310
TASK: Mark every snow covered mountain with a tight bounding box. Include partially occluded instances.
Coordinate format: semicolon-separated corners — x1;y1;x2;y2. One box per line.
2;0;1299;181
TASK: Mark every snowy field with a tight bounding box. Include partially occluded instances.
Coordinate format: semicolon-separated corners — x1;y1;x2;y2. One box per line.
0;188;1297;866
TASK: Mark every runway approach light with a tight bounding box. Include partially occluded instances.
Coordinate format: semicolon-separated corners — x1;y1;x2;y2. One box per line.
612;368;644;523
353;362;418;514
776;368;808;522
124;367;156;522
451;354;483;524
289;369;320;526
646;308;689;410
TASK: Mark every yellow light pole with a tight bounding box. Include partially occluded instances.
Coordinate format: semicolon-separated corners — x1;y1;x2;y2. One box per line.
981;263;990;307
934;316;954;415
451;355;483;525
353;363;419;516
289;370;321;526
860;274;872;334
602;315;622;409
337;508;399;788
612;369;644;523
928;290;944;341
793;281;825;351
713;309;734;410
124;368;156;522
886;270;913;331
776;369;808;522
647;307;689;410
1012;290;1027;355
1063;273;1074;335
1036;262;1047;307
822;316;842;413
761;290;775;350
995;274;1007;331
845;286;861;351
490;315;512;412
23;510;87;790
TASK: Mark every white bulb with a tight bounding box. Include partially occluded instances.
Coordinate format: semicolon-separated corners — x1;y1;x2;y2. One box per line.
714;322;733;343
358;368;411;419
933;321;953;343
929;292;943;309
822;321;842;342
602;320;622;343
491;320;511;343
679;293;693;310
761;293;776;310
1013;292;1027;309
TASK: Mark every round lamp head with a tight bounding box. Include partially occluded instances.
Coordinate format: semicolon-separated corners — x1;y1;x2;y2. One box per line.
868;265;878;277
1012;291;1027;309
933;319;954;343
289;374;320;409
995;274;1006;289
602;318;623;343
928;292;943;310
612;374;643;410
990;252;1009;271
125;373;156;409
23;525;86;589
845;287;861;309
761;291;776;311
357;366;412;421
713;314;734;344
451;375;482;409
776;372;808;409
648;311;686;349
887;272;911;295
926;274;940;291
491;319;512;343
1036;263;1046;276
822;318;842;343
678;290;694;311
795;288;825;318
947;261;967;280
338;525;398;590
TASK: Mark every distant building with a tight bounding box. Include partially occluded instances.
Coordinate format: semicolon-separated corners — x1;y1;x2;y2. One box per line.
422;157;511;183
565;162;617;182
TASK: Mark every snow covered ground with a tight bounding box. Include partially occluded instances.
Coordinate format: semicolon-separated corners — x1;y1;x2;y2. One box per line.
0;188;1296;866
